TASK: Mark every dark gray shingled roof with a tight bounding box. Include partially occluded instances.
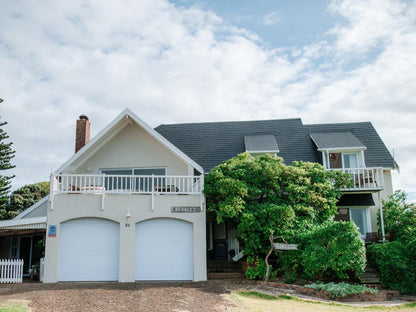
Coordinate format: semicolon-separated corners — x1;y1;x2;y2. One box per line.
310;132;366;150
155;119;398;172
244;135;279;153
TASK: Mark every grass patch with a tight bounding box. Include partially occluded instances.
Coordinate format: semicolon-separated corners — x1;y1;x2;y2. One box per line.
0;302;28;312
305;282;378;298
229;292;416;312
237;291;277;300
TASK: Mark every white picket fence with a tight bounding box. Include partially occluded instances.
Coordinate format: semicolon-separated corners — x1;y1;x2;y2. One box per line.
0;259;24;283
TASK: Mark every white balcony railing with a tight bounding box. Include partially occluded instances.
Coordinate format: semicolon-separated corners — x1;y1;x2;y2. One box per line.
52;174;204;195
331;167;384;191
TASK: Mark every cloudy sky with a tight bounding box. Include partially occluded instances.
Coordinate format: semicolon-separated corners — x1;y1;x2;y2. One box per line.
1;0;415;201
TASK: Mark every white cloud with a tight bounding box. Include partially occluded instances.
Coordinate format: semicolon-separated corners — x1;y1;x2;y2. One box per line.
0;0;415;201
263;11;279;25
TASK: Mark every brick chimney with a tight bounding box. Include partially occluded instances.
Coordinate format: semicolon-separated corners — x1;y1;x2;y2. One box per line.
75;115;90;153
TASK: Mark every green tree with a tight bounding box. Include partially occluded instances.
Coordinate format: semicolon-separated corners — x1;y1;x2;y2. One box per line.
1;182;50;219
204;152;352;259
0;116;16;213
379;190;416;241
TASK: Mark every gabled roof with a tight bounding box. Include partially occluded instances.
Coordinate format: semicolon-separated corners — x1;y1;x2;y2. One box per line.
13;196;48;220
310;132;366;151
56;109;204;174
155;118;398;172
244;135;279;153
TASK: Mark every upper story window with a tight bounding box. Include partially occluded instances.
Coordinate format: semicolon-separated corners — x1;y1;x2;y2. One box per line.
100;167;166;191
310;132;366;170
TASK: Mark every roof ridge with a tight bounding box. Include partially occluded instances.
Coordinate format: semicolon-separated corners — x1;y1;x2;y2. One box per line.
156;117;302;128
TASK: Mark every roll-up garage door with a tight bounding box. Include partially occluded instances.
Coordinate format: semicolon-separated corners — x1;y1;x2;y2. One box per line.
135;218;193;280
58;218;119;281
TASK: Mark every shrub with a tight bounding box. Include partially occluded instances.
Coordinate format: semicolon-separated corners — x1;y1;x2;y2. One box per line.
299;220;365;280
367;240;416;295
305;282;377;298
245;257;277;280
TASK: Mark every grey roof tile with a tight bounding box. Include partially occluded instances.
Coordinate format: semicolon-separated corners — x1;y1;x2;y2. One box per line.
244;135;279;152
310;132;366;150
155;119;397;172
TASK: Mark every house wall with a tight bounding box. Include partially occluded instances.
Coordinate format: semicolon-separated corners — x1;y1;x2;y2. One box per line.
72;123;188;176
43;193;206;283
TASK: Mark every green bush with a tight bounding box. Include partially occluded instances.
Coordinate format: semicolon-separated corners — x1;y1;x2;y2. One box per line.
245;257;277;280
367;240;416;295
299;220;365;280
305;282;377;298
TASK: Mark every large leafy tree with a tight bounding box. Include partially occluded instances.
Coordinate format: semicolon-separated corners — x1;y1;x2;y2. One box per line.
204;152;352;258
1;182;50;219
0;116;16;214
378;190;416;241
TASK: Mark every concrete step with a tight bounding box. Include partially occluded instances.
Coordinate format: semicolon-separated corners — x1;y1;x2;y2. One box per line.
360;277;381;284
208;272;244;279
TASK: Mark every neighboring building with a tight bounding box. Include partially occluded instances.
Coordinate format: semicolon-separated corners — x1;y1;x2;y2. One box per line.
0;109;398;281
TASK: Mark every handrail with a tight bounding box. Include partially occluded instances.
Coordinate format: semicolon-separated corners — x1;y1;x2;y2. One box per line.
52;174;203;195
330;167;384;191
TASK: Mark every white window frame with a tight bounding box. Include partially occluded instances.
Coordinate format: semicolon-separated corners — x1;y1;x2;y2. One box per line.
349;208;372;239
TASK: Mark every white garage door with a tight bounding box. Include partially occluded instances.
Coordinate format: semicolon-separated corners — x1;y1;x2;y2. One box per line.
58;218;119;281
135;218;193;280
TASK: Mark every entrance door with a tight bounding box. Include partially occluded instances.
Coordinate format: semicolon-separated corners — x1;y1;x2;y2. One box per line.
19;237;31;275
213;223;227;260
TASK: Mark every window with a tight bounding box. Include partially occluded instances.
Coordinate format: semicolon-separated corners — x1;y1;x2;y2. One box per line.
101;168;166;192
350;208;370;238
342;153;358;169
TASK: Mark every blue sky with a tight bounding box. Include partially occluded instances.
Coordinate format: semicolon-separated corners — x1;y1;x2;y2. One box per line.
0;0;415;202
171;0;338;48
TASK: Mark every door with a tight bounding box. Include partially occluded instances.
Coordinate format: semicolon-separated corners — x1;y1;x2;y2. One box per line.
135;218;193;280
213;223;227;260
58;218;120;281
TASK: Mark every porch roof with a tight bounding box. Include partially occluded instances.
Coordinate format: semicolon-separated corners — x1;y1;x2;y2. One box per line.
0;216;47;231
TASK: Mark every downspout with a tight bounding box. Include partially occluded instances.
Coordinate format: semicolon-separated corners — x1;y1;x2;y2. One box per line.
49;172;54;211
378;191;386;242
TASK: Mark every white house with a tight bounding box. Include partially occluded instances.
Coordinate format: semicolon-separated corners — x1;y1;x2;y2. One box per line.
0;108;398;282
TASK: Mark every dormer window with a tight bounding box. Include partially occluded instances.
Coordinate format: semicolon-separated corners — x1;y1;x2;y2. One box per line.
310;132;366;170
244;135;279;158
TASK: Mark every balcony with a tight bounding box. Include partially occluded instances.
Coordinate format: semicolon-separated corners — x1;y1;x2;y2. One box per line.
51;174;204;195
331;167;384;192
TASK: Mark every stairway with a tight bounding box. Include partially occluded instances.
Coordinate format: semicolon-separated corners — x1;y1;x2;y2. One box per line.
207;260;244;279
359;265;380;285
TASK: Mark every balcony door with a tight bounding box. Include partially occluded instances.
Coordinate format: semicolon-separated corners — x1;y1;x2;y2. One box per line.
342;153;358;169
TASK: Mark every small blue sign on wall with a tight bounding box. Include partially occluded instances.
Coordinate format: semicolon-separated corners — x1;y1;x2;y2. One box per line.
48;225;57;237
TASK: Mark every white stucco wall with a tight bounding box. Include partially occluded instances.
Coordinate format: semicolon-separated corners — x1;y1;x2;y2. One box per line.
71;122;189;176
44;193;206;283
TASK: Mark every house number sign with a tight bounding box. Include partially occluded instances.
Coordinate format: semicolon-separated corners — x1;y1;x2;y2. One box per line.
48;225;57;237
171;206;201;213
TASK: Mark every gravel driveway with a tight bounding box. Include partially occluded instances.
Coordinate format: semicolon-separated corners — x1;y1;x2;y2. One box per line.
0;279;256;312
